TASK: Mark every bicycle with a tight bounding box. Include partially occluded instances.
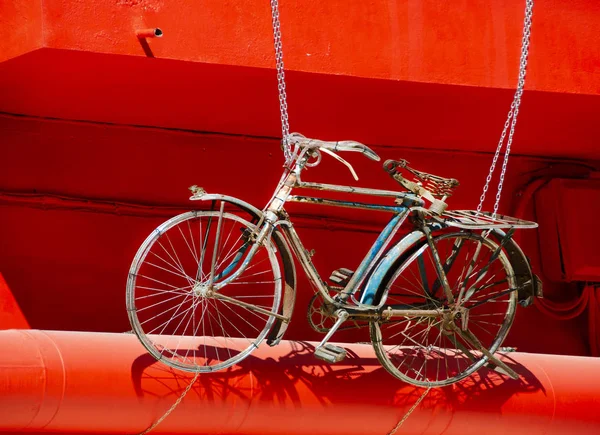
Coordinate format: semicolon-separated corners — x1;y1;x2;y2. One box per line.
126;133;542;387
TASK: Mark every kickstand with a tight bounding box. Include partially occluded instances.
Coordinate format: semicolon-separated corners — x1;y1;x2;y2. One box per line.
452;325;519;380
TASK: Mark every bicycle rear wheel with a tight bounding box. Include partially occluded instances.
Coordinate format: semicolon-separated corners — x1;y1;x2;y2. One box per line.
127;209;282;372
370;232;517;387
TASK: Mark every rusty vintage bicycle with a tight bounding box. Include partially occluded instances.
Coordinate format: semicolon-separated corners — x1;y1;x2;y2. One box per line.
126;132;541;387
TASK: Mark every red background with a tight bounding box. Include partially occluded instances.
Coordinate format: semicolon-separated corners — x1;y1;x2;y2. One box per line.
1;0;599;358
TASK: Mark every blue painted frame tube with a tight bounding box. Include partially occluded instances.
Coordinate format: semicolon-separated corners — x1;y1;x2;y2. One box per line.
214;241;251;281
213;224;273;290
340;208;409;299
360;230;427;306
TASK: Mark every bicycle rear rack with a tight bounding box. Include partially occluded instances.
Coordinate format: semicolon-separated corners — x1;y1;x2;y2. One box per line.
439;210;538;230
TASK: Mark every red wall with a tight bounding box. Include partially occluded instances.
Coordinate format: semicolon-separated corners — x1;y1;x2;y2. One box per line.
1;0;599;359
0;112;596;356
5;0;599;94
2;49;600;161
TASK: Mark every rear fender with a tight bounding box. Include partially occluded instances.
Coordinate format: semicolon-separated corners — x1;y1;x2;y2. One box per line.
489;229;542;307
362;228;542;307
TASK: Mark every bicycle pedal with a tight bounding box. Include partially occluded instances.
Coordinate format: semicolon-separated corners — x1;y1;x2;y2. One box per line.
314;344;347;364
329;268;354;285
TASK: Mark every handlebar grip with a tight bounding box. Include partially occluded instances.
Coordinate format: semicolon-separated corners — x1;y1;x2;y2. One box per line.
361;145;381;161
336;141;380;161
289;133;380;161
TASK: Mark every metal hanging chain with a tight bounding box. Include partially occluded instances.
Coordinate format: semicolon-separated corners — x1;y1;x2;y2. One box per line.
270;0;293;164
477;0;534;217
386;386;432;435
135;371;200;435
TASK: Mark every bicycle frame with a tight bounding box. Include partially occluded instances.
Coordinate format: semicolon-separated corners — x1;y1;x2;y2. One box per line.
209;151;426;314
129;138;541;384
193;145;540;327
279;201;409;310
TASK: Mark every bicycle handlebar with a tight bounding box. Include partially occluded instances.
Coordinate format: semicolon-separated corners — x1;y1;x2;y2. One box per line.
289;133;381;162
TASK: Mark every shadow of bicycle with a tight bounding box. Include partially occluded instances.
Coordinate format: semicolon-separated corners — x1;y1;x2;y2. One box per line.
130;340;544;422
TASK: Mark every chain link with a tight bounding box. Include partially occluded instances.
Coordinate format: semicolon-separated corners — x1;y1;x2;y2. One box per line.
386;386;432;435
270;0;293;164
136;372;200;435
477;0;534;217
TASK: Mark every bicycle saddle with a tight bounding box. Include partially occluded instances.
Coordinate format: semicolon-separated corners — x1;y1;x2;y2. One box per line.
289;132;380;161
384;159;459;198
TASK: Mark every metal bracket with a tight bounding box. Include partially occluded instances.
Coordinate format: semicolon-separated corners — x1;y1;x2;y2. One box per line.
188;185;207;199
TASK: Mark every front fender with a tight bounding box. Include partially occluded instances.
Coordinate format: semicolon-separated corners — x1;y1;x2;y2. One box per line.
190;193;297;344
190;193;263;216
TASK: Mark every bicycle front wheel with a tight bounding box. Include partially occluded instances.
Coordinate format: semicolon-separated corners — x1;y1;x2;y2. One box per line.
370;232;517;387
127;210;282;372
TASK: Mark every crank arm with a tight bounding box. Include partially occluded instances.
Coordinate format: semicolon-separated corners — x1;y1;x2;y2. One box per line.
311;322;369;334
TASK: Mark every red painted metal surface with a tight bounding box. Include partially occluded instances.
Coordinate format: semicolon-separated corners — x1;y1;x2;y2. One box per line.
2;50;600;160
3;0;599;94
0;0;42;62
1;2;600;159
535;178;600;282
0;273;29;329
0;113;594;357
1;329;600;435
0;4;599;432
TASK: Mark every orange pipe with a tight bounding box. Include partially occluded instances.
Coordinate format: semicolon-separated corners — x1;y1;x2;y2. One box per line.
1;330;600;434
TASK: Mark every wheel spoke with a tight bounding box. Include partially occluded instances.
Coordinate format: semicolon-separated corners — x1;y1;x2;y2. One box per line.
206;298;234;361
371;232;516;387
148;250;191;280
127;211;281;373
145;260;194;282
177;224;198;265
136;291;188;313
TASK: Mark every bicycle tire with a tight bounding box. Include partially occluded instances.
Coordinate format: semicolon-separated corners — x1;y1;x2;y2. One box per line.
127;210;282;372
370;231;517;387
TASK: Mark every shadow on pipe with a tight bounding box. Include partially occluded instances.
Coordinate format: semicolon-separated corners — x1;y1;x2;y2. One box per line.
131;340;545;427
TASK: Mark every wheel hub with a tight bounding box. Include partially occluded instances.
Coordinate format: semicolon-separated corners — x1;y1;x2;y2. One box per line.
192;281;212;297
441;305;469;333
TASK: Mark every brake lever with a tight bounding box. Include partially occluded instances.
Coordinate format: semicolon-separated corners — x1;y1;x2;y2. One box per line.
319;147;359;181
